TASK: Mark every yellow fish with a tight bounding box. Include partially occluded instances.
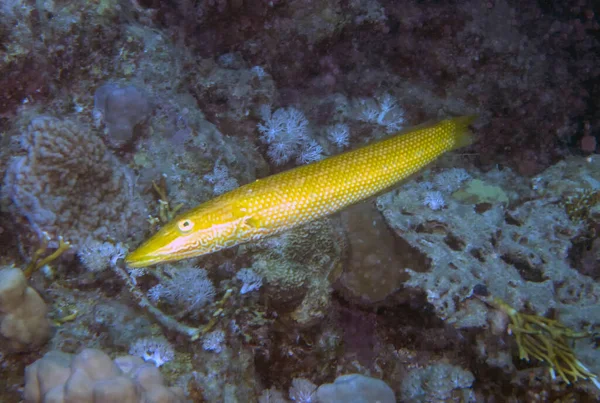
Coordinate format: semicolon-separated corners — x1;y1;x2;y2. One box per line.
126;116;475;267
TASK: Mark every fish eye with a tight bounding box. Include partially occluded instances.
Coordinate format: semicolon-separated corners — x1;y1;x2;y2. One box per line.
177;219;194;233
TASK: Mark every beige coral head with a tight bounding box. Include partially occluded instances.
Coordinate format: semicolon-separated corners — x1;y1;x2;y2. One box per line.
23;348;185;403
0;266;50;352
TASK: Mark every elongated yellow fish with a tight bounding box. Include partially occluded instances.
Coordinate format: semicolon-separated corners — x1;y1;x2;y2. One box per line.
126;116;475;267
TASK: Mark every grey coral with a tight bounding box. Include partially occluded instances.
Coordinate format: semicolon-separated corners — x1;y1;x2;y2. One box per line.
400;362;475;403
93;83;151;148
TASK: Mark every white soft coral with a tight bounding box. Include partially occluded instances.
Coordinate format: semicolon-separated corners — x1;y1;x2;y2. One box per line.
257;105;323;165
356;94;406;133
129;338;175;367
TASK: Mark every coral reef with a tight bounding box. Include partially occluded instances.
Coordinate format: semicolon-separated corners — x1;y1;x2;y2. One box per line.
0;0;599;401
245;218;345;327
374;158;600;397
143;0;599;174
376;163;599;330
400;361;475;402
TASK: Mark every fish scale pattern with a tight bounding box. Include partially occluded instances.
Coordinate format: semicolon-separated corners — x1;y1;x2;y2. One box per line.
126;116;474;267
235;119;463;233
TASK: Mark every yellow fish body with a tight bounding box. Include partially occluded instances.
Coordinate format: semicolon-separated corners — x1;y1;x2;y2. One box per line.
126;116;475;267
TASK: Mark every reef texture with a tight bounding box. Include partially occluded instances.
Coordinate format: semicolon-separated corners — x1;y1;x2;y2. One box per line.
376;158;600;384
0;0;599;402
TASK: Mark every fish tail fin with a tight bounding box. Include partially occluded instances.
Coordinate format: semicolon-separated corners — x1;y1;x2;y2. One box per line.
448;115;477;150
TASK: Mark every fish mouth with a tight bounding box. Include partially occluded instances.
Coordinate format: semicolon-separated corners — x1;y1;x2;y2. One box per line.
124;250;165;268
125;223;183;268
125;239;203;268
125;237;174;268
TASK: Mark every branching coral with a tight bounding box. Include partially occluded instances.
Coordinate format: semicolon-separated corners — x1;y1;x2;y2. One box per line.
112;259;233;341
150;175;183;225
23;232;71;278
492;298;600;389
562;189;600;224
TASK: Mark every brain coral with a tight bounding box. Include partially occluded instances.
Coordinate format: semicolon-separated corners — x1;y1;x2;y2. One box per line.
3;116;147;248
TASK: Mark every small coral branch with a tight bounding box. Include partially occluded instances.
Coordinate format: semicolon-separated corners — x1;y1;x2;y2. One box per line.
492;298;599;389
112;260;232;342
23;232;71;278
202;289;233;335
562;189;600;223
151;175;183;224
112;260;202;340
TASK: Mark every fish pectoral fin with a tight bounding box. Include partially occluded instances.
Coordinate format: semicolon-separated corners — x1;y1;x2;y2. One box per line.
242;215;261;229
231;202;261;229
